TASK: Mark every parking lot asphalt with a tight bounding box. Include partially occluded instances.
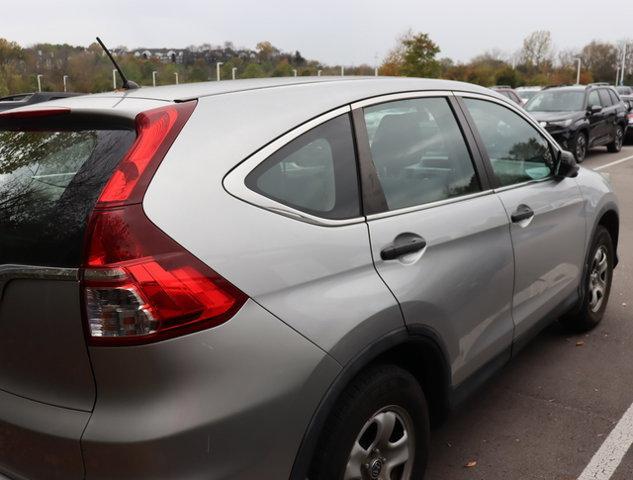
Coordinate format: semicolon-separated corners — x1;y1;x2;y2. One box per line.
425;146;633;480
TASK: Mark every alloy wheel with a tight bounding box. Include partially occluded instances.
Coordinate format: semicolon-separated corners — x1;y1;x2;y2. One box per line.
344;406;415;480
615;127;624;151
589;245;609;313
576;134;587;162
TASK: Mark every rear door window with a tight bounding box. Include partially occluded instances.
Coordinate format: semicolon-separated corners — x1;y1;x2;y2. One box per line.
608;90;620;105
0;120;135;267
363;97;480;211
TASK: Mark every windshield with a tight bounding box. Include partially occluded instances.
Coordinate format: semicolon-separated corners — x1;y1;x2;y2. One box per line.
525;90;585;112
517;90;538;101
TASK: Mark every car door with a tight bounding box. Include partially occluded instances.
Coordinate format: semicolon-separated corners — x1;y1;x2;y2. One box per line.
353;93;515;386
459;94;586;340
598;89;617;141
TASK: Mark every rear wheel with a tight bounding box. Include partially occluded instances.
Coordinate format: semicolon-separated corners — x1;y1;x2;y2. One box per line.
607;125;624;153
572;131;587;163
560;226;614;332
309;365;429;480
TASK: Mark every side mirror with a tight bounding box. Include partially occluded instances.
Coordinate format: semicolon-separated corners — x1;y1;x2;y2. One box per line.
588;104;602;115
555;150;579;179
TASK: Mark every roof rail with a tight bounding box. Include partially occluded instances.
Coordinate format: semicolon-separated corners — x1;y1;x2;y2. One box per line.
491;85;512;89
588;82;610;86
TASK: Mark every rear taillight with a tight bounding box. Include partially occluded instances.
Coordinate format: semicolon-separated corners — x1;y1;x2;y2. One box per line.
82;101;247;346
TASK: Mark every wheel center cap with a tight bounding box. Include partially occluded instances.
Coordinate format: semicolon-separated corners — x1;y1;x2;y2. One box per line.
369;457;384;479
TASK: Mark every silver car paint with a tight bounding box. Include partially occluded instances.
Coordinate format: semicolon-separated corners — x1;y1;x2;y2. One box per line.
0;388;90;479
81;299;340;480
366;192;515;385
495;178;586;337
0;78;619;479
144;93;406;365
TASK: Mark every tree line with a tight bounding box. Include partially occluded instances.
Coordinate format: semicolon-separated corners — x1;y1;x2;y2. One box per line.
0;31;631;96
383;30;633;87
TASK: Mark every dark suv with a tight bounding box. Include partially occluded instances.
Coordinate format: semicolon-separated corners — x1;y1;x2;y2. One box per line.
525;85;628;162
0;92;82;112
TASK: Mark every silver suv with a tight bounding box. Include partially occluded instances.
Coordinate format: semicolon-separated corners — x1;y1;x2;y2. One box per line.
0;77;619;480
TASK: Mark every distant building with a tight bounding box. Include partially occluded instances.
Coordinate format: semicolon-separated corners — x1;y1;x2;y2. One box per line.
131;49;185;64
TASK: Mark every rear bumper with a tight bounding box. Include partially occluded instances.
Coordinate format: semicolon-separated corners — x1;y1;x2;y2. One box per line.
0;390;89;480
81;299;340;480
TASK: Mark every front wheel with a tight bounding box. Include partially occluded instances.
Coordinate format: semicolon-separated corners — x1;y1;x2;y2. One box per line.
572;131;588;163
607;125;624;153
560;226;614;332
309;365;430;480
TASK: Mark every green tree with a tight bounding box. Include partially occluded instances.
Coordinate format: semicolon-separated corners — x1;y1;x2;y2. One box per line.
381;31;441;78
400;31;441;78
241;63;265;78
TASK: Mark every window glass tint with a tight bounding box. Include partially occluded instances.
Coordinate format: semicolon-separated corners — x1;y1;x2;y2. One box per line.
0;127;136;267
608;89;620;105
363;97;480;211
525;90;585;112
599;89;613;107
245;114;359;220
588;90;600;108
463;98;554;187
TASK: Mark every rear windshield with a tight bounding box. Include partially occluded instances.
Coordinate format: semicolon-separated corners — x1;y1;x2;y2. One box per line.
525;90;585;112
0;122;135;267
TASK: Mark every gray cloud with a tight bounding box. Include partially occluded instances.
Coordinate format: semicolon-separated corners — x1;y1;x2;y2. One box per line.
3;0;631;65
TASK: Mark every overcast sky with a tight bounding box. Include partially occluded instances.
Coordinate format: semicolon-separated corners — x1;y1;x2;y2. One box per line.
3;0;632;65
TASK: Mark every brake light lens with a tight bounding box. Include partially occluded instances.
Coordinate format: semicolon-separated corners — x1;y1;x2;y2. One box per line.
97;101;195;207
82;101;248;346
0;107;71;119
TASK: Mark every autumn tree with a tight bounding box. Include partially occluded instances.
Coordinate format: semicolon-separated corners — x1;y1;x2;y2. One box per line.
520;30;553;69
582;41;618;82
381;31;441;78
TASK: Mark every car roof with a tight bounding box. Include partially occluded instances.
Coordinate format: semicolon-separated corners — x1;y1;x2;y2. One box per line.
80;76;503;103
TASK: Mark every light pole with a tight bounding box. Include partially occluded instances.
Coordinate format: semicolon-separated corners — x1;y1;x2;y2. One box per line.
575;58;581;85
232;67;237;80
621;44;627;86
152;71;158;87
317;70;322;77
374;67;379;77
216;62;223;81
63;75;69;92
616;66;620;86
36;74;43;92
292;69;297;77
112;69;117;89
340;66;345;77
174;72;179;85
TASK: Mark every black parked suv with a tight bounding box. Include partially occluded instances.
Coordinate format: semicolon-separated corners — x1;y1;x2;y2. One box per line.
525;85;628;162
0;92;82;112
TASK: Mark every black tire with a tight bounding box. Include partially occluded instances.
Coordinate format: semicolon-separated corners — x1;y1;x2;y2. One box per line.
309;365;430;480
560;226;614;332
607;125;624;153
572;131;588;163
